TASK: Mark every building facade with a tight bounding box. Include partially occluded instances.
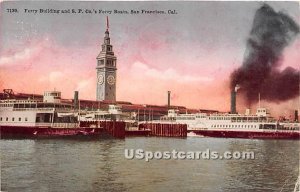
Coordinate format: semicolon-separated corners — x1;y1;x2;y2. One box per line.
96;21;117;102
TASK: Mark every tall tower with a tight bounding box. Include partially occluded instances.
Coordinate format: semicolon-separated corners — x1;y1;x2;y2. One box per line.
96;17;117;101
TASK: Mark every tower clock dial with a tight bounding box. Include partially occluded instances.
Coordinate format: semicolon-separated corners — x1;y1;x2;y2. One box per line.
98;74;104;84
107;75;115;85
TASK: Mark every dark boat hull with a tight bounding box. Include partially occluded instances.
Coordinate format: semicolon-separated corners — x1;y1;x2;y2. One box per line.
0;126;105;139
188;130;300;139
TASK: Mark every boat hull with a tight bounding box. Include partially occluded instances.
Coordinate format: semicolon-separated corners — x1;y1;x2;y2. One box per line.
0;126;105;139
188;130;300;139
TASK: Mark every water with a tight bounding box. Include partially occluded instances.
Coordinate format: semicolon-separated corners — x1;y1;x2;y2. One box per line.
1;137;299;192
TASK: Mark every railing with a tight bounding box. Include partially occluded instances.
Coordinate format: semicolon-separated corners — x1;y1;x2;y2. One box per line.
189;127;208;130
140;120;183;125
231;119;276;123
35;123;51;127
52;123;79;128
35;123;79;128
262;129;300;132
13;108;54;112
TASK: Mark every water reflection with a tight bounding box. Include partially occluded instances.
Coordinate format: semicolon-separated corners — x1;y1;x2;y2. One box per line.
224;139;299;192
1;138;299;192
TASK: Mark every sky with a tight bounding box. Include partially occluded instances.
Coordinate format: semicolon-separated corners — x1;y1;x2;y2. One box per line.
0;1;299;116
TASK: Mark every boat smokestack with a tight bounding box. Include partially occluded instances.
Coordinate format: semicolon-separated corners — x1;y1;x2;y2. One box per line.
295;110;299;122
74;91;79;109
168;91;171;108
230;84;240;114
230;90;236;114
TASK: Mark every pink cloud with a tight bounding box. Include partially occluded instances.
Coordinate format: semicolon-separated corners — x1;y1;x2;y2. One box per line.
0;37;97;99
117;60;230;111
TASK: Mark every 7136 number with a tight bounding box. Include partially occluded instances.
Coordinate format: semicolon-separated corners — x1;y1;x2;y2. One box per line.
7;9;18;13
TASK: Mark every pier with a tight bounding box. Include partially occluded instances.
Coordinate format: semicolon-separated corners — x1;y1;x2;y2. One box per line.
136;123;187;137
79;121;126;139
80;121;187;138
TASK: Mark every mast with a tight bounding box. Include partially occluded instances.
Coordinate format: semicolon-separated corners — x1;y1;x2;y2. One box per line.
78;100;81;128
258;93;261;108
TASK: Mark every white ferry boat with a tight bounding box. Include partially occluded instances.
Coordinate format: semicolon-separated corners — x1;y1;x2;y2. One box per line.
0;91;103;137
161;108;300;139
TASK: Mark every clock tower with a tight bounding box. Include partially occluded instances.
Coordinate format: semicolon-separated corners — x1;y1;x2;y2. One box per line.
96;17;117;101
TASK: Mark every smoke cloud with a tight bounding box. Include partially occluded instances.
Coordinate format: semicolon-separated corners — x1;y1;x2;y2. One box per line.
230;4;299;105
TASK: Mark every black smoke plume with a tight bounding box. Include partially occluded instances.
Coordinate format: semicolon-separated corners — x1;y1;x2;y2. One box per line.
230;4;299;105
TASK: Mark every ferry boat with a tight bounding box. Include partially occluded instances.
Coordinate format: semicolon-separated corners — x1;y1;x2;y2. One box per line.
0;91;104;138
78;105;123;122
161;108;300;139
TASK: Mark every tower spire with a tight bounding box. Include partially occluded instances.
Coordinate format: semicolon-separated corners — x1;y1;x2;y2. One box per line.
106;16;109;31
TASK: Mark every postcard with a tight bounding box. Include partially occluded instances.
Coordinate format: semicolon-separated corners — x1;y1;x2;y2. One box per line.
0;1;299;192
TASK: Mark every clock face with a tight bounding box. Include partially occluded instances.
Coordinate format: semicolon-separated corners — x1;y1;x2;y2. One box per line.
98;74;104;84
107;75;115;85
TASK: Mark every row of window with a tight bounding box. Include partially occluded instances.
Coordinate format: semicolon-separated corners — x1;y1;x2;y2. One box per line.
209;117;231;120
212;124;257;128
0;104;13;107
176;117;196;120
257;109;266;113
0;117;28;122
1;100;38;104
44;92;60;97
209;117;267;122
98;60;116;66
13;103;71;109
94;115;108;119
